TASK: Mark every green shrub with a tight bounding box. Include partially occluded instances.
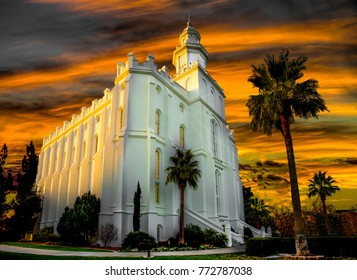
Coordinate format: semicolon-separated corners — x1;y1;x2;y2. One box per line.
245;237;281;256
33;226;60;243
307;236;357;257
168;236;178;247
57;207;84;245
184;224;204;247
121;231;156;250
246;236;357;257
56;191;100;245
243;227;253;241
204;228;228;247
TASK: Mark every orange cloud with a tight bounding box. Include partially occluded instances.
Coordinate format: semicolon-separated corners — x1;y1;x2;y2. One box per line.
2;13;356;209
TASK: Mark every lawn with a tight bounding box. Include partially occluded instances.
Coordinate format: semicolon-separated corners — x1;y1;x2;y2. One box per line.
0;251;145;260
0;251;262;260
0;242;265;260
1;242;112;252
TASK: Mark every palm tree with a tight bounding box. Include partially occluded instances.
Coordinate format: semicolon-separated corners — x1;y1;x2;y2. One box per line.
308;171;340;235
165;148;201;245
246;50;328;255
245;197;271;229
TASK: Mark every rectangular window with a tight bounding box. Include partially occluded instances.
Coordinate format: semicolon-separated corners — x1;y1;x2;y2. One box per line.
155;111;160;135
95;135;99;154
155;182;160;204
180;126;185;148
211;120;218;157
215;171;221;214
155;150;160;180
155;150;160;204
119;108;123;130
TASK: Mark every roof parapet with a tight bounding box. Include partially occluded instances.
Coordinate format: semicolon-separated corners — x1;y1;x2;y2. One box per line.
43;88;112;146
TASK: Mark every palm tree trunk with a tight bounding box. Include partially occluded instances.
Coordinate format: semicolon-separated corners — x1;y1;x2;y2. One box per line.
321;197;329;235
178;184;185;245
280;115;310;256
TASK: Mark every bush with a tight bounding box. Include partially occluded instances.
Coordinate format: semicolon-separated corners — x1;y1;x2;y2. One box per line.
33;226;58;242
168;236;178;247
121;231;156;250
57;207;84;245
307;236;357;257
98;223;118;247
184;224;204;247
204;228;228;247
56;191;100;245
244;227;253;241
246;236;357;257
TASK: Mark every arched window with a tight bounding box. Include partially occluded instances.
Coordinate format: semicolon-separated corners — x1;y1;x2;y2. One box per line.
215;170;221;215
155;149;160;204
155;110;160;135
179;125;185;148
211;119;218;157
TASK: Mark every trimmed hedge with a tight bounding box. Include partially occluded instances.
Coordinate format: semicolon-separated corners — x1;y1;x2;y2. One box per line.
246;236;357;257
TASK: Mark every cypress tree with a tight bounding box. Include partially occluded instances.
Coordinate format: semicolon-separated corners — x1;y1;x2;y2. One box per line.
133;181;141;232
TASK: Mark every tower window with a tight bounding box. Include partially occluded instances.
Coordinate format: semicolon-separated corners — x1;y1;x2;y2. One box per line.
155;110;160;135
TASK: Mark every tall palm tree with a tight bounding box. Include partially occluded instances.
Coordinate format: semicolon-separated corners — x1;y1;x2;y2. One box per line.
165;148;201;245
308;171;340;235
246;50;328;255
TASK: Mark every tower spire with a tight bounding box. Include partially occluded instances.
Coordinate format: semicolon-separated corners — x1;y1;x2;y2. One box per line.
187;14;191;27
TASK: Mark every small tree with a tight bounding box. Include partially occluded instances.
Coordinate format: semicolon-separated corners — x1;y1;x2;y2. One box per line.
99;223;118;247
165;148;201;245
73;191;100;244
308;171;340;235
57;206;82;244
133;181;141;232
57;191;100;245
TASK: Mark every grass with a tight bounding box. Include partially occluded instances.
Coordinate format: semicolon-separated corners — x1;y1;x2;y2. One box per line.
0;251;263;260
1;242;113;252
0;242;264;260
0;251;145;260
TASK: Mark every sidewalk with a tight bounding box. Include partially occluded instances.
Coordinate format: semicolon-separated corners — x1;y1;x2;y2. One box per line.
0;244;245;258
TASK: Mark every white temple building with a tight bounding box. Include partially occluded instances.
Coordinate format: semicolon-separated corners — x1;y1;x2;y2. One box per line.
36;20;250;245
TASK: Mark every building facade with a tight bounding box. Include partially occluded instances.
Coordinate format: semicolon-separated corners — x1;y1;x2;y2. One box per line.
36;21;246;245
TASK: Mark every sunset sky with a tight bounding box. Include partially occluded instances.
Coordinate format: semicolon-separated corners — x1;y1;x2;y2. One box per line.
1;0;356;209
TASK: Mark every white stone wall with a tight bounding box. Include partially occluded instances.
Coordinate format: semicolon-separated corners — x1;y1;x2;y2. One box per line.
36;23;245;245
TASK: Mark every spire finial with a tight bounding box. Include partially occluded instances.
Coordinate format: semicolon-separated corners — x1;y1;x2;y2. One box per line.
187;14;191;27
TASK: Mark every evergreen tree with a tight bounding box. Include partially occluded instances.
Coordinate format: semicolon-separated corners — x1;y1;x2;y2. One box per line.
0;144;9;222
133;181;142;232
57;191;100;245
8;141;42;240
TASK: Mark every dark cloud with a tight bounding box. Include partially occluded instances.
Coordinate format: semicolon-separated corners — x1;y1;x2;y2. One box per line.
0;0;110;72
335;158;357;165
0;73;111;115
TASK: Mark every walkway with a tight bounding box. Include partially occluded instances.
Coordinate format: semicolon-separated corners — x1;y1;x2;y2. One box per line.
0;244;245;258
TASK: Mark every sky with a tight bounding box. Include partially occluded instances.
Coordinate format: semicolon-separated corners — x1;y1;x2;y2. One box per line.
1;0;356;210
